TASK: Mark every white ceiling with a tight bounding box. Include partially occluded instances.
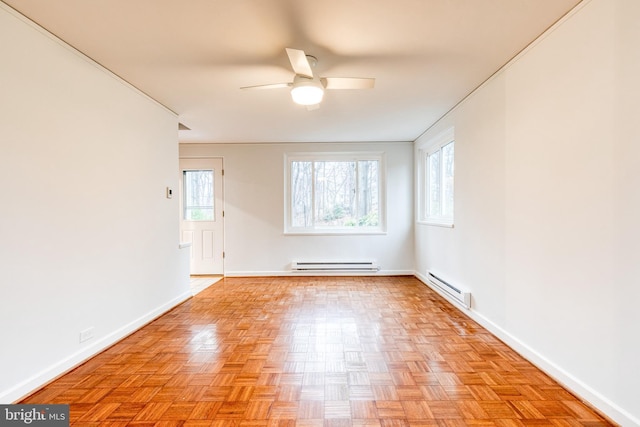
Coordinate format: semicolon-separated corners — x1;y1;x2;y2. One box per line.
4;0;581;143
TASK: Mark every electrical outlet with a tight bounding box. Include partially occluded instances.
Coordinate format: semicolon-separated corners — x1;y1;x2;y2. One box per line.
79;327;94;343
166;187;173;199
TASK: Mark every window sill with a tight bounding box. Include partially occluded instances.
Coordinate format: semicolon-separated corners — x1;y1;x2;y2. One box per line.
284;229;387;236
417;220;454;228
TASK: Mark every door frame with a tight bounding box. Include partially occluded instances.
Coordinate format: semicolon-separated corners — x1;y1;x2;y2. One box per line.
179;156;225;275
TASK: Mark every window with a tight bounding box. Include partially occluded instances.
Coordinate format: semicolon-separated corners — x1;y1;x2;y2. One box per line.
183;170;214;221
285;153;385;234
419;129;454;226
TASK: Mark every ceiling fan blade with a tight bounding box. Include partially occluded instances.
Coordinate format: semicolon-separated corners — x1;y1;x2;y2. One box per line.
286;48;313;78
240;83;291;90
322;77;375;90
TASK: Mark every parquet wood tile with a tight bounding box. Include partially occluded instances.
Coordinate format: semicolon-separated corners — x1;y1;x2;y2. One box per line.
19;276;614;426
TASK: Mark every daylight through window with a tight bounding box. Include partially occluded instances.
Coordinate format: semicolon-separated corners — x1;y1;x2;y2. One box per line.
183;170;214;221
419;130;454;226
287;154;384;233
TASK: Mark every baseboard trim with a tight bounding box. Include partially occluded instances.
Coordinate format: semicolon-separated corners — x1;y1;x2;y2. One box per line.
1;290;192;404
224;269;414;277
414;272;638;427
4;273;635;425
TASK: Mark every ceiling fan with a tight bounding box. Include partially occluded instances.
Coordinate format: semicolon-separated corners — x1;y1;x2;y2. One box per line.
241;48;375;109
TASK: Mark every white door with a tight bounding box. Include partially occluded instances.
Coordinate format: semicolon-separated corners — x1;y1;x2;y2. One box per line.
179;158;224;275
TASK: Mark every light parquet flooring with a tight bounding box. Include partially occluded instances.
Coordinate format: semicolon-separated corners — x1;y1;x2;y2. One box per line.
21;276;613;426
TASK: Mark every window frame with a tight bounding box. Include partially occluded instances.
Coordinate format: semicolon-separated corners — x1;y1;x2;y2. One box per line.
417;128;455;227
284;152;386;235
182;169;215;221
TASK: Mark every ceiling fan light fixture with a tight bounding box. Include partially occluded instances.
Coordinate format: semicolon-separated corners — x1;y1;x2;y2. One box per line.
242;48;374;107
291;79;324;106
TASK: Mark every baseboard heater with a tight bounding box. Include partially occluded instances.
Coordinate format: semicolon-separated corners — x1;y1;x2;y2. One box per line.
427;271;471;309
292;261;380;273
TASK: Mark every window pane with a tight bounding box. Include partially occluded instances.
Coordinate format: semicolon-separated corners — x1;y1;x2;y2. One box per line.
441;142;454;218
421;153;429;221
428;152;441;217
183;170;214;221
287;154;384;233
291;161;312;227
314;161;356;227
357;160;379;226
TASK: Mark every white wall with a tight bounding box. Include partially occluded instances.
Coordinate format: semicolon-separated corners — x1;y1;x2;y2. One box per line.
180;142;414;276
414;0;639;425
0;4;190;402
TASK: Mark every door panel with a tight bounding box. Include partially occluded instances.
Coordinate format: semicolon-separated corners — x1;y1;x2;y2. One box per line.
202;230;215;259
179;158;224;275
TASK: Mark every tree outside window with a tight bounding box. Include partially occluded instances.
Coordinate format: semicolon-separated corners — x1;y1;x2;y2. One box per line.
287;153;384;234
419;129;454;226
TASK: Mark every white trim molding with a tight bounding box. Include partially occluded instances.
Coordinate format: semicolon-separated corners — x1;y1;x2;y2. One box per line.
0;291;191;404
415;272;638;427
